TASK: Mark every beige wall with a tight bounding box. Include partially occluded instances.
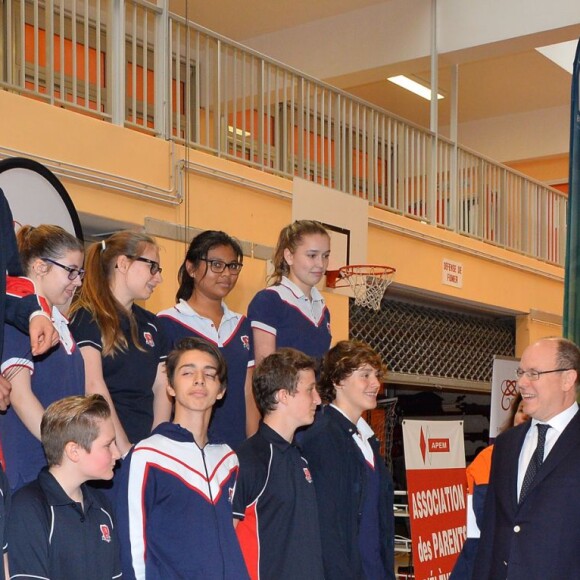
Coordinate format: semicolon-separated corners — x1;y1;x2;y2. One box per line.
0;90;564;351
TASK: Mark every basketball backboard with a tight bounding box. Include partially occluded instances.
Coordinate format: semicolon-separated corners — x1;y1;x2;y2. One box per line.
292;178;368;297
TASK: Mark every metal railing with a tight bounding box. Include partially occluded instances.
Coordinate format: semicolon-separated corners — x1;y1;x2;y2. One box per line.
0;0;567;266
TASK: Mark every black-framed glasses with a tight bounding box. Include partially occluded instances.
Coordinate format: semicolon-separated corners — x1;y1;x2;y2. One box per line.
200;258;243;274
129;256;163;275
42;257;85;281
515;367;573;381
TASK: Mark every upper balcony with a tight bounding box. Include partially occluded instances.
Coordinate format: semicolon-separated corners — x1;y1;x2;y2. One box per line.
0;0;567;266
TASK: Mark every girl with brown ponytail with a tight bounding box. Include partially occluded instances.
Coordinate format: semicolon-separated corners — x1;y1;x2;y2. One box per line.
1;224;85;491
248;220;332;365
69;231;170;456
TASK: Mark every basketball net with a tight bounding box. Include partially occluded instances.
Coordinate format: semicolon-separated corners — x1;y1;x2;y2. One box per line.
335;265;396;311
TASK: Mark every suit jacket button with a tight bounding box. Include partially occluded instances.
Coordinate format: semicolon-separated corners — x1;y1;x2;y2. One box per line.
513;525;521;533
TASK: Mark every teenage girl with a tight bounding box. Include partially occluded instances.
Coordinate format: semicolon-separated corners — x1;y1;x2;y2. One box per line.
248;220;331;365
157;231;258;448
0;225;85;491
69;232;170;456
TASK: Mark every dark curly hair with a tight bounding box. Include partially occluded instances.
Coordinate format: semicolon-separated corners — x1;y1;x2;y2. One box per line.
318;340;385;404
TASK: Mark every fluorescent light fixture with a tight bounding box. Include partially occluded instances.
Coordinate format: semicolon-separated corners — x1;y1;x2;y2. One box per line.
228;125;251;138
387;75;444;101
536;41;577;74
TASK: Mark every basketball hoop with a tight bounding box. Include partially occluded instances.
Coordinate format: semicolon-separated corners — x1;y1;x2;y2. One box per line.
325;264;396;310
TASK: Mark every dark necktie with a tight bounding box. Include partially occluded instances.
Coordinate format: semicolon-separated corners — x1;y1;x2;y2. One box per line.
519;423;550;503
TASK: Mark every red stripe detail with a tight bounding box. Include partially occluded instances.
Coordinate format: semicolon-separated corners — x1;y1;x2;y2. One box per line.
6;276;35;297
144;461;238;505
141;464;150;566
280;298;329;328
221;316;245;347
133;446;238;489
6;276;51;316
157;315;218;346
236;503;260;580
250;324;276;337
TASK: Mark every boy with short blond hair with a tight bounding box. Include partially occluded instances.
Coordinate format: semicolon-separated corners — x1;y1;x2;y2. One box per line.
7;394;121;579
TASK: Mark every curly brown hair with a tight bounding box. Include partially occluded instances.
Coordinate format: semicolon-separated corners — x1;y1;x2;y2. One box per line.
318;340;385;404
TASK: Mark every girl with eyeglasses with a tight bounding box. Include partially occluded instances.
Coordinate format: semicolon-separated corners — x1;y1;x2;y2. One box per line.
0;225;85;491
69;231;170;458
157;230;259;447
248;220;332;366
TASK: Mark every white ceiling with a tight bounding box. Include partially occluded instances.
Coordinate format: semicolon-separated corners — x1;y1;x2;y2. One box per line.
169;0;580;161
169;0;388;40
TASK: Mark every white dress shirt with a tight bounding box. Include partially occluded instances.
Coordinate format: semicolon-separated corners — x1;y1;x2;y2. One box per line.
517;402;579;499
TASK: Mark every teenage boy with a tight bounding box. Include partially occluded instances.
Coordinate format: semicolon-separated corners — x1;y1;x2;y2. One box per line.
7;394;121;579
116;336;248;580
233;348;325;580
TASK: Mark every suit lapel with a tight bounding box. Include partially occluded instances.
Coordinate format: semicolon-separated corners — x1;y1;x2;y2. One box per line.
519;411;580;503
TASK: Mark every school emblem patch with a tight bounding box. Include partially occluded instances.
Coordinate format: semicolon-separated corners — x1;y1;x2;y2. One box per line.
228;486;235;504
303;467;313;483
241;335;250;350
100;524;112;543
143;332;155;347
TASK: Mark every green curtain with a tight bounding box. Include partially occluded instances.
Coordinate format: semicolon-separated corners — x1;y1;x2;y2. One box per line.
564;39;580;342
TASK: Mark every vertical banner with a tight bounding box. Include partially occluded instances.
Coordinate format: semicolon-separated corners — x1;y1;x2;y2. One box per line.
564;38;580;341
489;356;520;440
403;420;466;580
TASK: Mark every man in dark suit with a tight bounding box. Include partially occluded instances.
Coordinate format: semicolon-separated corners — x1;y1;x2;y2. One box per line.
473;337;580;580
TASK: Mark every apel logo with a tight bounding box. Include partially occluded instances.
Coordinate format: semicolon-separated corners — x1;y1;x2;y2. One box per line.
419;426;450;464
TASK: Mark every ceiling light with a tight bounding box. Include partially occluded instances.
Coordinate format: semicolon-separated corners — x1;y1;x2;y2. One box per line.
228;125;251;138
536;40;577;74
387;75;444;101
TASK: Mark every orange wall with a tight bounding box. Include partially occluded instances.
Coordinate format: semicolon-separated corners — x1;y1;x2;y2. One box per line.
506;154;568;194
0;89;564;348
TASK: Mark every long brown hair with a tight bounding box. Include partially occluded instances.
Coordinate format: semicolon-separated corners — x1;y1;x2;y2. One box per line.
269;220;329;286
69;231;157;356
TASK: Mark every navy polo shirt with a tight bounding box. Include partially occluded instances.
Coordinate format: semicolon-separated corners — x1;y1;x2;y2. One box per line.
233;422;324;580
248;277;331;359
157;300;254;449
8;467;121;579
70;305;169;443
1;321;84;491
